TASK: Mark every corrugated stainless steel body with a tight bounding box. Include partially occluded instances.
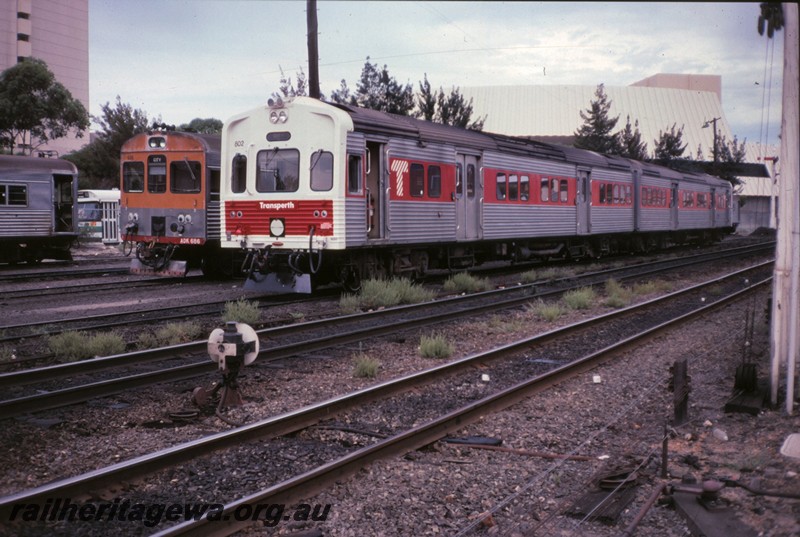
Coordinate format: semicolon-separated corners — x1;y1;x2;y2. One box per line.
0;155;78;262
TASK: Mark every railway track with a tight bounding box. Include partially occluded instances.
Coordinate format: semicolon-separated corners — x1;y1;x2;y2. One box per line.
0;260;772;535
0;243;773;419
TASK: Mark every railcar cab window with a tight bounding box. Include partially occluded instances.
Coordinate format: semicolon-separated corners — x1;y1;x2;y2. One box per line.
256;148;299;192
123;161;144;192
348;154;362;194
171;160;202;193
310;150;333;191
147;155;167;193
231;154;246;193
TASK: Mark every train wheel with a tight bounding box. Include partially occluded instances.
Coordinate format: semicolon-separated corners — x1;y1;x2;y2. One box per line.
341;267;362;293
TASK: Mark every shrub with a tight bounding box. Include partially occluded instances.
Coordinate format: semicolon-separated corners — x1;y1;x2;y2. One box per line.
87;331;126;357
527;299;564;321
353;353;380;378
419;333;454;359
48;331;91;361
155;321;203;346
632;280;671;296
223;299;261;325
604;278;632;308
520;269;538;283
341;278;436;311
443;272;491;294
562;287;596;310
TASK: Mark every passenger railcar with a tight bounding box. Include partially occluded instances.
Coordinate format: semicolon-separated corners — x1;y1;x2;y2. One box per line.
77;189;120;243
120;130;241;276
219;97;735;293
0;154;78;264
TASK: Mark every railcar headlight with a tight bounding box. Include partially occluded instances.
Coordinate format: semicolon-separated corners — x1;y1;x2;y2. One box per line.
269;218;285;237
269;110;288;124
127;213;134;222
185;214;192;224
178;215;185;223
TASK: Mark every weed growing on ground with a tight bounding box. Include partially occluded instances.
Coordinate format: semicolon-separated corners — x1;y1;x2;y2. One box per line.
419;333;454;359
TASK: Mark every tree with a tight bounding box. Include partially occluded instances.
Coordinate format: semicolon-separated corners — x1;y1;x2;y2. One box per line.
352;57;414;115
416;74;437;122
434;85;485;131
653;123;688;161
179;118;223;134
710;134;748;187
573;84;620;154
0;58;89;155
617;115;649;160
328;79;354;106
64;97;150;188
272;67;308;101
758;2;784;37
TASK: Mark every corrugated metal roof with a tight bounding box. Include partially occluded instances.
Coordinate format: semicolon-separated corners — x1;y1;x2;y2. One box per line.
461;85;730;160
461;84;779;197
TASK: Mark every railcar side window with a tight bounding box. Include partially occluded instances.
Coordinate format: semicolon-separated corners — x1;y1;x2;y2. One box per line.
348;154;362;194
455;163;463;198
147;155;167;193
496;173;506;200
697;193;708;208
428;165;441;198
257;148;299;192
508;174;518;201
520;175;529;201
231;154;247;193
410;163;424;197
466;164;475;199
0;185;5;205
540;178;549;202
310;150;333;191
122;162;144;192
171;160;202;193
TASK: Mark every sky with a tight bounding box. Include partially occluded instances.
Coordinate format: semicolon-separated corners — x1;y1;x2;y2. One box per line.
88;1;786;147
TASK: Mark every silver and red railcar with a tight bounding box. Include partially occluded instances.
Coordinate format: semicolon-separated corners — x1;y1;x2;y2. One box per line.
219;97;736;293
0;155;78;264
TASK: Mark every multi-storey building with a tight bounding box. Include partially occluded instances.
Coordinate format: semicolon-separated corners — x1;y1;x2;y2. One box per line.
0;0;89;157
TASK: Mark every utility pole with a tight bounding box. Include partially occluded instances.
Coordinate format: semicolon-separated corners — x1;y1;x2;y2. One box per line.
703;117;720;162
307;0;320;99
770;3;799;414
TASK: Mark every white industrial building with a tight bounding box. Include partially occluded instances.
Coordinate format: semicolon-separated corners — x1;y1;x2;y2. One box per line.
462;73;780;234
0;0;89;157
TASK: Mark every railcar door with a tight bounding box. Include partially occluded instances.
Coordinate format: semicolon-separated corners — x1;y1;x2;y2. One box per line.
670;183;679;229
455;154;481;240
53;174;76;233
710;188;717;227
576;169;591;235
366;141;385;239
